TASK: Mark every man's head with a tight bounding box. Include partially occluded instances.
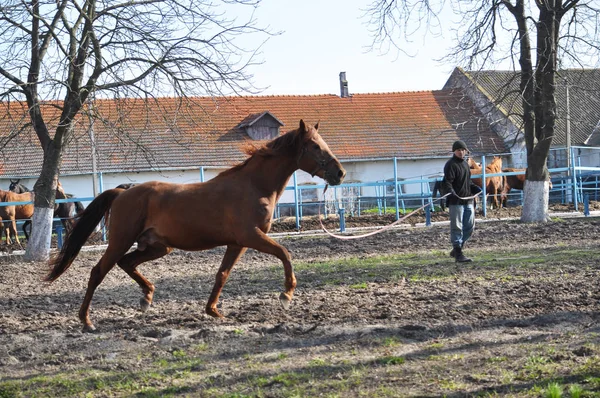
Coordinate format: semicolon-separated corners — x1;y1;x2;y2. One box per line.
452;140;469;158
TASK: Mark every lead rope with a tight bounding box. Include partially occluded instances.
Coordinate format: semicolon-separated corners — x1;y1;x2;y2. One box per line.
318;189;482;240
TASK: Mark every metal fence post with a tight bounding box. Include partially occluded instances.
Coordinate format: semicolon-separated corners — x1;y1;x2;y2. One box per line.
338;208;346;232
293;172;300;230
393;157;399;221
425;206;431;226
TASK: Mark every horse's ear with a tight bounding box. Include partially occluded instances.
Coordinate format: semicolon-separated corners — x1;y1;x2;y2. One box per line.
314;121;319;130
299;119;307;132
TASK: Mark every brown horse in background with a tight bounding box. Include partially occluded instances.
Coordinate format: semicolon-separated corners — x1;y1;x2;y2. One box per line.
46;120;346;332
9;179;85;238
500;168;553;206
468;156;503;209
0;190;34;245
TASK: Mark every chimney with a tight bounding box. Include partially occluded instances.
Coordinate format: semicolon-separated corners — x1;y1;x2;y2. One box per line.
339;72;349;98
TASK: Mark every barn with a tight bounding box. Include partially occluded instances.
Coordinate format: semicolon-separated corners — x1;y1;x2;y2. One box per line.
2;69;600;211
0;73;505;209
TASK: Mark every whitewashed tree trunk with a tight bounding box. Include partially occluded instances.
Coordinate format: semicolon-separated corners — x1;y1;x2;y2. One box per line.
520;180;550;222
23;207;53;262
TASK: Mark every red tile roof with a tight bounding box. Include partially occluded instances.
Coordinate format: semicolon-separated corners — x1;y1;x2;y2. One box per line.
0;90;506;177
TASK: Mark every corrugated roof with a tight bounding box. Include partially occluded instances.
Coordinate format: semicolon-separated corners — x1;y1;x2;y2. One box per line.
0;90;506;177
463;69;600;147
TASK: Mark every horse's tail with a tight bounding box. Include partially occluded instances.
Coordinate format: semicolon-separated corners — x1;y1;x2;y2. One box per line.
45;189;122;282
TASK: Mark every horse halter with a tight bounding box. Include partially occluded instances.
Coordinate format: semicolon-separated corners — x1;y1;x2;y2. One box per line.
298;145;336;177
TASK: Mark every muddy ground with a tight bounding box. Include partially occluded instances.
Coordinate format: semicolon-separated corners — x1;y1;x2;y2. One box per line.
1;205;600;396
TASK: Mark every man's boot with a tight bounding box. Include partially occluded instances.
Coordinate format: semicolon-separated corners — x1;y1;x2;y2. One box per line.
449;247;457;258
454;247;472;263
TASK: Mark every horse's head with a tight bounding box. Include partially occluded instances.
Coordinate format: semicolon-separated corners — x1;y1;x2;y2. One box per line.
467;158;481;170
56;180;67;198
297;120;346;186
8;179;28;193
488;156;502;171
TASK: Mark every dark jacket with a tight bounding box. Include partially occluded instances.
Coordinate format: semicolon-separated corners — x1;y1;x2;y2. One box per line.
442;155;481;205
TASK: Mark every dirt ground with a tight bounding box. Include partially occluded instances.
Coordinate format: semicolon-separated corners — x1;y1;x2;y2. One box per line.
1;204;600;396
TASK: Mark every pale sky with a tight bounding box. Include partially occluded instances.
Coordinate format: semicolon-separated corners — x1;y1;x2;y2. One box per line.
240;0;458;96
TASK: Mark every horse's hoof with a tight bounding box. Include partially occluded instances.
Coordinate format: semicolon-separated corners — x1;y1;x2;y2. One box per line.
82;324;97;333
140;298;151;312
279;292;292;310
206;308;224;319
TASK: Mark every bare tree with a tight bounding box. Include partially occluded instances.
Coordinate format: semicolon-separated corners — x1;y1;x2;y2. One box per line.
365;0;600;222
0;0;271;260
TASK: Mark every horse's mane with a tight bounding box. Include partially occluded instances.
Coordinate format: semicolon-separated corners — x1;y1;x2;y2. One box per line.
218;126;314;178
469;157;502;172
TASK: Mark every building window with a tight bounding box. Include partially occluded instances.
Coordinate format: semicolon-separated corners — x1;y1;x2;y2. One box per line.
386;178;406;195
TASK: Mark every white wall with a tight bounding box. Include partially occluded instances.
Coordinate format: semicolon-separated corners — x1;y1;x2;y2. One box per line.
9;148;600;208
0;158;452;207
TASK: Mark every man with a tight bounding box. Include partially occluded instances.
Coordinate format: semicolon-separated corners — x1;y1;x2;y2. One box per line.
441;140;482;263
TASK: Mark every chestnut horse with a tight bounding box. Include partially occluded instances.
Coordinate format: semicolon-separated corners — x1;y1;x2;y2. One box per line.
0;190;34;245
8;180;84;238
500;168;553;206
468;157;503;209
46;120;346;332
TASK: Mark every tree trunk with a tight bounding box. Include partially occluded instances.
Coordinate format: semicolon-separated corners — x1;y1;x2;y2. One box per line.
24;208;54;262
521;180;551;222
24;143;62;262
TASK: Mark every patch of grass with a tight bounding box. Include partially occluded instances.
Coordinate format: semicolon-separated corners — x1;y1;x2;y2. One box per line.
172;349;186;359
349;282;368;289
309;358;328;366
568;384;583;398
544;382;563;398
438;378;468;391
427;353;465;362
376;355;405;365
381;336;401;348
193;343;208;352
426;342;445;351
518;355;558;381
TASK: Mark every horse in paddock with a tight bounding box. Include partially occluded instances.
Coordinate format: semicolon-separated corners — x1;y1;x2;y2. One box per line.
500;168;553;207
54;184;86;235
0;190;34;245
8;180;84;238
46;120;346;332
468;157;503;209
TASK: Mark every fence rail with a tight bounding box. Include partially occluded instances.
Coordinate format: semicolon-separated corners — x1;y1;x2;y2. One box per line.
3;147;600;244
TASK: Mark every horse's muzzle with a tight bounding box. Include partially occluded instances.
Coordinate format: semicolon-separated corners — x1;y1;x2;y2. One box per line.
325;164;346;186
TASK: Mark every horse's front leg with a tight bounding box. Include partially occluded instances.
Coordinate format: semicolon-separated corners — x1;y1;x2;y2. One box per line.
239;230;296;310
206;245;247;318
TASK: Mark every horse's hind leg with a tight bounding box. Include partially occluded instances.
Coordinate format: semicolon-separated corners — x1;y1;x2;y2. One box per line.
117;243;173;312
22;220;31;240
79;252;122;332
9;220;20;247
206;245;247;318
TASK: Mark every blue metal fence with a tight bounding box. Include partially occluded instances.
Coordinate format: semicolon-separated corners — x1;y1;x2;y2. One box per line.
4;146;600;245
